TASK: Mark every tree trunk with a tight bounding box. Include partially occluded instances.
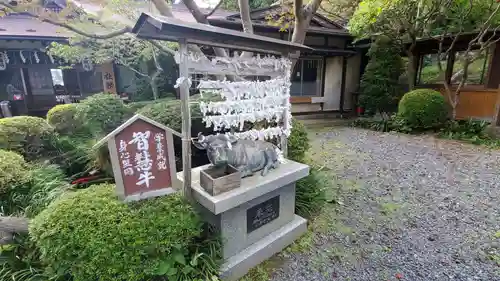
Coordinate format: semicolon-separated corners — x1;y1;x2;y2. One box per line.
0;216;29;233
406;41;417;91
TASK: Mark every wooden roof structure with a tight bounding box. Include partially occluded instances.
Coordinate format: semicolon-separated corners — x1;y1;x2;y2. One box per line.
132;12;312;54
209;4;350;37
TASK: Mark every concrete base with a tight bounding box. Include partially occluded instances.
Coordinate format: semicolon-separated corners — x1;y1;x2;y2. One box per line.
220;215;307;281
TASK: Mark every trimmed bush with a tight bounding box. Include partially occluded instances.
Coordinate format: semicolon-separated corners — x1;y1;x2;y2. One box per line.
295;168;327;218
47;103;82;134
398;89;448;130
288;119;310;162
0;149;29;196
0;149;30;215
76;93;132;137
0;116;55;160
30;185;211;281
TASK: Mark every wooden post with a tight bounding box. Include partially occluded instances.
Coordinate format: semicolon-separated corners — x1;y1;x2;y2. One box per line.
179;39;192;199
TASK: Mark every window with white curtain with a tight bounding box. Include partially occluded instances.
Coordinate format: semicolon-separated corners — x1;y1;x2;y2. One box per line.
290;57;323;96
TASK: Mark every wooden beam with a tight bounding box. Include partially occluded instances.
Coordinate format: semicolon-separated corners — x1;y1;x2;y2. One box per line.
178;39;192;200
339;55;348;114
290;96;312;103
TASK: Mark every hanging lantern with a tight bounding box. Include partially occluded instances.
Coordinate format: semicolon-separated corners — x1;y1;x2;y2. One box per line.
19;50;26;63
82;57;93;71
0;53;6;71
2;51;9;64
34;51;40;63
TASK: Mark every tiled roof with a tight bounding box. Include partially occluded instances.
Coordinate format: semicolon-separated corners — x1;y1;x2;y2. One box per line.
0;13;69;40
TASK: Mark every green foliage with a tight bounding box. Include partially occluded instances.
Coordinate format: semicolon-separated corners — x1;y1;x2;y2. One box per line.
349;0;500;39
359;35;403;114
31;185;219;281
0;159;68;217
397;89;449;130
348;0;390;38
0;149;29;197
352;116;397;132
46;104;83;135
24;164;69;218
75;93;132;137
126;97;176;113
438;119;500;146
295;168;327;219
47;136;94;178
0;116;55;161
137;99;202;132
0;234;48;281
288;119;310;162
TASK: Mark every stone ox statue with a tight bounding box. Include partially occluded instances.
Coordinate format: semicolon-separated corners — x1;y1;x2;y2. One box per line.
193;133;281;177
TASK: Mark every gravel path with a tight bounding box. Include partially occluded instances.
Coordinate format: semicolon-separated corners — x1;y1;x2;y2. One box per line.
272;127;500;281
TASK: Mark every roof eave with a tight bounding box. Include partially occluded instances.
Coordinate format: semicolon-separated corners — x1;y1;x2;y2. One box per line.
208;18;351;37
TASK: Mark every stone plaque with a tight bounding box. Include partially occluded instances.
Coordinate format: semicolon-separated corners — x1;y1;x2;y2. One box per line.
247;196;280;233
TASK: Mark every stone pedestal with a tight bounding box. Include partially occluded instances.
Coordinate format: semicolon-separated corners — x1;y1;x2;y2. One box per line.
177;160;309;280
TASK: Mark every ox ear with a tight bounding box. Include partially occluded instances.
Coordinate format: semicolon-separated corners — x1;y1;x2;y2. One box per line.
193;133;208;150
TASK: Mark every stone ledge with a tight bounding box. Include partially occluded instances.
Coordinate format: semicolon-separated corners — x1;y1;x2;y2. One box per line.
177;160;309;214
219;215;307;281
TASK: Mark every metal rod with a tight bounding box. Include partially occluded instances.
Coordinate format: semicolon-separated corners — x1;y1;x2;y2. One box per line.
179;39;192;200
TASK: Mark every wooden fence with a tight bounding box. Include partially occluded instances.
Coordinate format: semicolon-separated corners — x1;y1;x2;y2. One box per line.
436;86;499;123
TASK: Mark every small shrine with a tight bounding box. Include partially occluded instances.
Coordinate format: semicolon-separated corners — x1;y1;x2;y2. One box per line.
104;13;314;280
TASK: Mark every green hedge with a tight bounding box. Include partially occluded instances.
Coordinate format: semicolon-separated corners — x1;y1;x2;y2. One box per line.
397;89;449;130
137;99;202;132
0;116;55;160
30;185;209;281
47;104;82;135
0;149;30;215
76;93;132;137
0;149;29;196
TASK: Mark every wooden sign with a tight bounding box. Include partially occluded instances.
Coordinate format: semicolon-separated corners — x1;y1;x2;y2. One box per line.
94;114;178;202
101;61;117;95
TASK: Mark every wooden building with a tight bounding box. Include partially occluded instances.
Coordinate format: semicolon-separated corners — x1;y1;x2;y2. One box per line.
206;5;361;114
0;12;118;116
400;31;500;123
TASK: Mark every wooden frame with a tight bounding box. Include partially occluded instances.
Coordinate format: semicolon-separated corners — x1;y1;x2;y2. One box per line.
132;13;311;199
95;114;179;202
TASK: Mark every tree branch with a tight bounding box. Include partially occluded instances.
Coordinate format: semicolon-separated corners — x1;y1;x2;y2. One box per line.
150;41;176;56
318;3;347;22
182;0;228;57
151;0;175;17
205;0;223;18
305;0;323;17
0;2;131;39
183;0;211;23
294;0;303;20
0;216;29;234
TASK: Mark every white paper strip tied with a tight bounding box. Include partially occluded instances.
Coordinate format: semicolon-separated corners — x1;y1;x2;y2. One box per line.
177;52;292;73
231;127;291;140
203;108;287;131
199;96;289;115
198;77;290;101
